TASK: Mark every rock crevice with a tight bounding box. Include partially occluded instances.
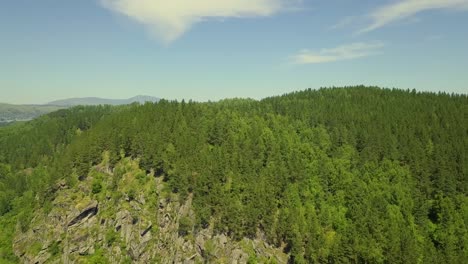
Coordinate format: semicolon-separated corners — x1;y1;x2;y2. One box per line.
67;201;98;227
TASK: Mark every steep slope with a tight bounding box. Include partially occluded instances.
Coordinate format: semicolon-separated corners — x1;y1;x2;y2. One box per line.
14;156;286;263
0;87;466;263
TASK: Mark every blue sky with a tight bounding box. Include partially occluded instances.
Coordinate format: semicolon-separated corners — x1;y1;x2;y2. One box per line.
1;0;468;104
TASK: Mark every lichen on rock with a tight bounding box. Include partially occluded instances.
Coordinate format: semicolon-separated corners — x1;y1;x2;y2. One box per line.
13;157;287;263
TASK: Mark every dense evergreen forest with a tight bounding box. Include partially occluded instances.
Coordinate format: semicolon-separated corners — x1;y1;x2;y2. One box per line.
0;87;466;263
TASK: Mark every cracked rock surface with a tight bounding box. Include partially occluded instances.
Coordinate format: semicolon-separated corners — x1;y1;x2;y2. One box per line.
13;158;287;263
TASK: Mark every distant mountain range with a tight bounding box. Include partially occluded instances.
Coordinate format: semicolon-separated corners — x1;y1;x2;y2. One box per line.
0;95;160;123
48;95;160;107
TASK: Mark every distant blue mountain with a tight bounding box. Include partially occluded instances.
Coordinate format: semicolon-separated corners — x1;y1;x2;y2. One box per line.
0;96;160;123
47;95;160;107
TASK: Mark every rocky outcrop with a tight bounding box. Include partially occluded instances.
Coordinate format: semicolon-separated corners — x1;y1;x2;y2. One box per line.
67;200;98;227
13;158;288;263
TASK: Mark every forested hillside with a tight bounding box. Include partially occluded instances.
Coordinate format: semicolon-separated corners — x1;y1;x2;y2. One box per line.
0;87;466;263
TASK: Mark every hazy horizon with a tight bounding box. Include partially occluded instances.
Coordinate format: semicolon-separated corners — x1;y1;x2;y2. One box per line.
2;85;468;106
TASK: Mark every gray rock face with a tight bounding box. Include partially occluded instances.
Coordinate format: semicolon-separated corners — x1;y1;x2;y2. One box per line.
13;160;288;263
67;200;98;227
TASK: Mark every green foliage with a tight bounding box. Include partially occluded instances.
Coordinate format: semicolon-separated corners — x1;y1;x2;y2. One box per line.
178;216;193;237
122;256;132;264
0;87;466;262
91;180;103;194
105;230;118;247
203;239;216;261
29;242;42;256
0;214;19;263
247;255;258;264
87;248;109;264
48;241;61;256
14;191;34;232
127;188;136;201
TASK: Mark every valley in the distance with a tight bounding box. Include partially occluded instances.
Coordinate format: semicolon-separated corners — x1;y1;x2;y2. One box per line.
0;96;159;125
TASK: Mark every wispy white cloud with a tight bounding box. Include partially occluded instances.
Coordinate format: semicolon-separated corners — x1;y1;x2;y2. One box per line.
291;42;384;64
361;0;468;33
330;16;358;30
101;0;299;43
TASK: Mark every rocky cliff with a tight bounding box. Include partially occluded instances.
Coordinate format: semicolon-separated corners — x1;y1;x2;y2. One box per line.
13;157;287;264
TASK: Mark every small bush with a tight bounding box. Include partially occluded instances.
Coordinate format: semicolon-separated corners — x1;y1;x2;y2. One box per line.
127;189;136;201
178;216;192;237
48;241;61;256
29;241;42;255
87;248;109;264
92;180;102;194
105;230;118;247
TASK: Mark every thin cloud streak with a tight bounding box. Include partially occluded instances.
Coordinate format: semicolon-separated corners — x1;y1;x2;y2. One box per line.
330;16;358;30
360;0;468;33
101;0;300;43
291;42;385;64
